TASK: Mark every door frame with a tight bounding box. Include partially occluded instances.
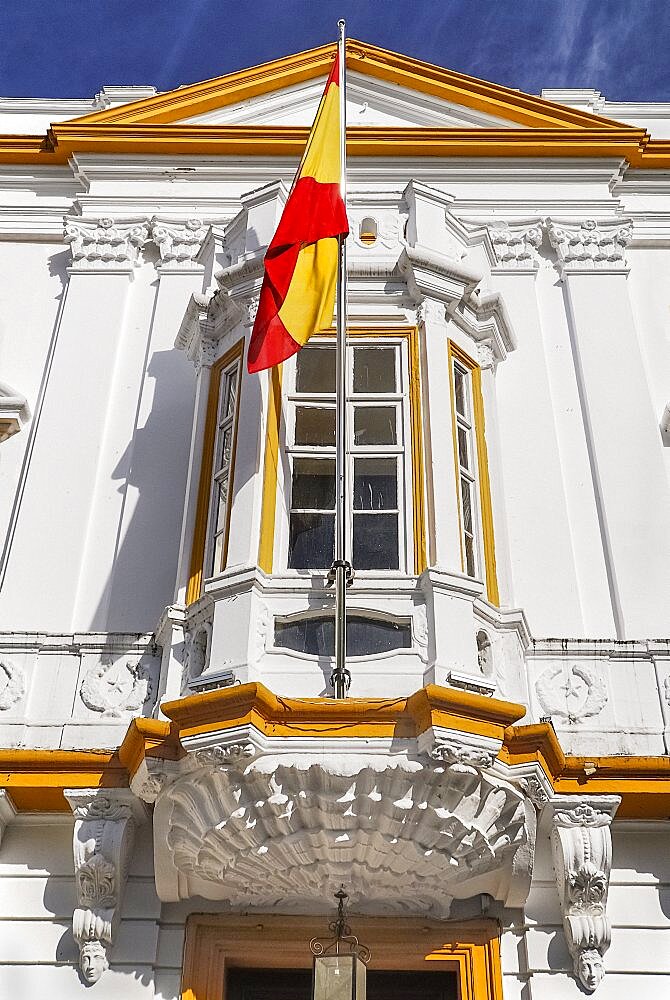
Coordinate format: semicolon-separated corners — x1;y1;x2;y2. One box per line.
181;914;504;1000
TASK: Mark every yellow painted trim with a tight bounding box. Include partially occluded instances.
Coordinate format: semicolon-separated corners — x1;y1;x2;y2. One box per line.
181;913;504;1000
68;38;625;133
5;688;670;818
447;341;499;605
186;339;245;605
257;364;283;574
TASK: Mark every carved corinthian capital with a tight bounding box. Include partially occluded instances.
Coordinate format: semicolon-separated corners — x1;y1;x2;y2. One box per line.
65;789;147;985
547;218;632;273
549;795;620;993
490;221;543;270
64;216;149;271
151;216;209;270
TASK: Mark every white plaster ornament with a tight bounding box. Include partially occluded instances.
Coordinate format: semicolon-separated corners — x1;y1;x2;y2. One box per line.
0;657;25;710
80;659;153;718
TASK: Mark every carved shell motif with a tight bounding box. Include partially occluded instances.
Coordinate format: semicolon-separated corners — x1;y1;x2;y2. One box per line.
80;659;152;718
0;658;26;710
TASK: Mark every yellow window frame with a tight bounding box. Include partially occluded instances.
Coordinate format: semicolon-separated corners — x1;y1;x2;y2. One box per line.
186;338;245;605
447;340;499;606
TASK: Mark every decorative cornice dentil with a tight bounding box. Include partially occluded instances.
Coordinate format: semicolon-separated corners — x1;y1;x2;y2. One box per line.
64;216;149;271
64;789;148;984
151;216;209;270
549;795;620;993
490;221;543;271
547;218;632;273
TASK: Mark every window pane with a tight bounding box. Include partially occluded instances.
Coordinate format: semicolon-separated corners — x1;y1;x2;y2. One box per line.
353;513;399;569
292;459;335;510
212;532;225;573
274;615;411;656
353;347;396;393
296;347;336;393
353;406;396;445
223;369;238;418
288;512;334;568
464;533;476;578
457;426;469;469
219;426;233;470
353;458;397;510
454;365;467;417
215;476;229;531
295;406;336;446
461;477;474;534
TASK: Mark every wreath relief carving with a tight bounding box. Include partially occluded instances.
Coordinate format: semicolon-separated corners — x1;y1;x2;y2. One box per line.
80;659;153;718
536;662;607;724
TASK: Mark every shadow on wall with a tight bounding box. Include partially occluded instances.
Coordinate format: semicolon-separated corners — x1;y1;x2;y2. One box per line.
89;348;195;633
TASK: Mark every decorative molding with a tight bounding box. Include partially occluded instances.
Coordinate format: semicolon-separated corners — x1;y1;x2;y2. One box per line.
475;341;496;370
63;216;149;271
535;663;608;725
547;218;632;273
65;789;147;984
195;335;219;374
0;381;30;442
0;657;25;711
79;659;153;718
152;742;533;912
429;736;497;768
151;216;209;270
415;297;447;327
490;221;543;270
549;795;620;993
520;775;550;808
194;742;255;767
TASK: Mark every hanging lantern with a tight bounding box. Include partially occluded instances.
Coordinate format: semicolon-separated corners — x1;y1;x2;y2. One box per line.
310;888;370;1000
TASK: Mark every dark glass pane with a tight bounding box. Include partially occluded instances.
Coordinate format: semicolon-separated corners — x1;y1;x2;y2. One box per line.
347;617;411;654
353;458;397;510
454;365;467;417
223;369;238;418
353;406;396;445
461;477;474;533
274;615;411;656
464;533;476;577
457;426;469;469
353;513;399;569
288;512;334;568
219;426;233;469
292;459;335;510
296;347;335;393
295;406;335;446
353;347;396;393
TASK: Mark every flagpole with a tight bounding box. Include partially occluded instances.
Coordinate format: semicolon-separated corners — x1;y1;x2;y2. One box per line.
332;18;349;699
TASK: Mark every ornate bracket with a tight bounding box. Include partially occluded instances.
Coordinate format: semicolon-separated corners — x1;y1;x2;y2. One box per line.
65;789;147;985
549;795;620;993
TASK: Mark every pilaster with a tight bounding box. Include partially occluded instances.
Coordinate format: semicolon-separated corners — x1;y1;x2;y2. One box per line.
548;217;670;636
65;788;148;984
489;224;589;634
548;795;620;993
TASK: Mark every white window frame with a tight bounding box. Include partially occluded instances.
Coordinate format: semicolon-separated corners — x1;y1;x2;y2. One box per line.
278;335;414;574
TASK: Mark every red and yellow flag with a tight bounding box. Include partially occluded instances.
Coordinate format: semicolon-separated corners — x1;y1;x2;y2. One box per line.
247;54;348;373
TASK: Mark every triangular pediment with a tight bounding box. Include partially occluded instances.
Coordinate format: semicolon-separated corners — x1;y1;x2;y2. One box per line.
67;38;628;132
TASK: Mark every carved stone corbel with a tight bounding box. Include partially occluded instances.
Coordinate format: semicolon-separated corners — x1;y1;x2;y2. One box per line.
549;795;620;993
64;789;147;985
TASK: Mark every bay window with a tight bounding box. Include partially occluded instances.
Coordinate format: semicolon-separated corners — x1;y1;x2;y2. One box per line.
285;337;411;572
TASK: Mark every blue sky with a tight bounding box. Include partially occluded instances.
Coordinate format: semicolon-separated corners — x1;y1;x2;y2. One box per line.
0;0;668;103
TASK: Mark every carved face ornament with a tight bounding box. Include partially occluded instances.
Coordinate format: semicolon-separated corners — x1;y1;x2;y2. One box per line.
79;940;109;984
576;948;605;992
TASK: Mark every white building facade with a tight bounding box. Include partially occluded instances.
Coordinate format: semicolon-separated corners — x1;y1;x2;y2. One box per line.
0;39;669;999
